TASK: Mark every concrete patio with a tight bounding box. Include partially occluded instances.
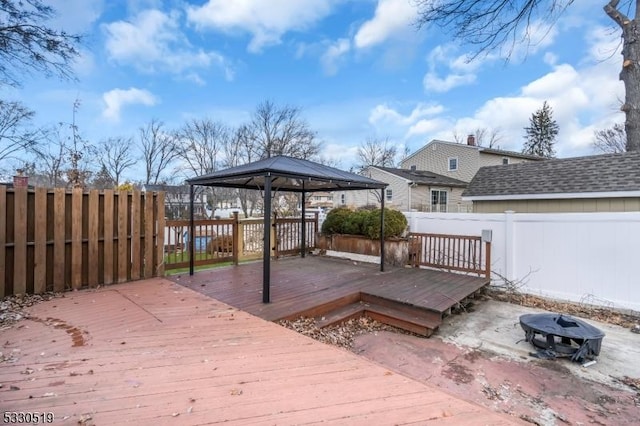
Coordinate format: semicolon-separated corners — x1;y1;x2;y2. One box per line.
0;277;520;425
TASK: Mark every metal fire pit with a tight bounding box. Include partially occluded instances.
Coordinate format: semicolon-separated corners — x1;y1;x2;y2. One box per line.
519;313;605;363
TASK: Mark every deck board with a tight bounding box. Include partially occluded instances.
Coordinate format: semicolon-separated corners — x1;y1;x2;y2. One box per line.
171;255;489;322
0;278;519;425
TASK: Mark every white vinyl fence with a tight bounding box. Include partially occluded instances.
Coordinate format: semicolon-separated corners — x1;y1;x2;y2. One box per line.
405;211;640;313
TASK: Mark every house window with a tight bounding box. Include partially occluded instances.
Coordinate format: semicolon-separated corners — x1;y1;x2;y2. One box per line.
502;157;509;165
340;193;345;205
431;190;448;212
448;157;458;171
385;189;393;202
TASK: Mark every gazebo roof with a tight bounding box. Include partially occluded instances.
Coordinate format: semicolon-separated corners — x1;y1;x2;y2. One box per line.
186;155;387;192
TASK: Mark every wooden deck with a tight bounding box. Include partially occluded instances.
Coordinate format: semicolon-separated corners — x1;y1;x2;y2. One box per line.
0;278;520;425
170;255;490;336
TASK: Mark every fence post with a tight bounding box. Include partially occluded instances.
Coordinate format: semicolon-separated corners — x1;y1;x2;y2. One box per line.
13;187;27;295
0;186;5;297
232;211;239;265
504;210;515;282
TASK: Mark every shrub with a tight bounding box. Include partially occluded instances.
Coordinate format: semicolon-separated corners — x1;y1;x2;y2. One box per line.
342;210;369;235
321;207;352;235
363;208;407;240
321;207;407;240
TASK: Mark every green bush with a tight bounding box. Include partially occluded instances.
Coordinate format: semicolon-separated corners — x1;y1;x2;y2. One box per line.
362;208;407;240
342;210;369;235
321;207;407;240
321;207;352;234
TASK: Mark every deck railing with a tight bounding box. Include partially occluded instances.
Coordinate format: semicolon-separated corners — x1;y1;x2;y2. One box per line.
408;232;491;278
164;212;319;271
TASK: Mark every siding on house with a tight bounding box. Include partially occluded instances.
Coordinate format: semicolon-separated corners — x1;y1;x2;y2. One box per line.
402;142;480;182
334;166;470;212
473;197;640;213
400;140;544;183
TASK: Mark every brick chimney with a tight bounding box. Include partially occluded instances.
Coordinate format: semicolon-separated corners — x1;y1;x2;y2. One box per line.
13;168;28;188
467;134;476;146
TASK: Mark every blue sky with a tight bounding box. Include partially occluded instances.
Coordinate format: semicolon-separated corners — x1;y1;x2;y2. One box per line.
5;0;627;180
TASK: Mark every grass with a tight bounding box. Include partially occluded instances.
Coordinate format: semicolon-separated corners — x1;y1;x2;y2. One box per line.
164;251;234;275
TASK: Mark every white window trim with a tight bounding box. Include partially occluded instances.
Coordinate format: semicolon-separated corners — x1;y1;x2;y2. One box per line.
385;188;393;201
431;189;448;213
502;157;509;165
448;157;458;171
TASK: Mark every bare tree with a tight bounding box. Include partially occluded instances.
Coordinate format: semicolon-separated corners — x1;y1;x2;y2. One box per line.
604;1;640;151
139;119;178;185
36;125;67;187
65;99;93;188
175;118;229;176
356;136;397;171
453;127;503;148
593;122;627;153
415;1;640;151
223;126;262;217
244;100;320;160
99;136;137;186
0;0;82;88
175;118;231;217
0;100;42;165
90;164;115;189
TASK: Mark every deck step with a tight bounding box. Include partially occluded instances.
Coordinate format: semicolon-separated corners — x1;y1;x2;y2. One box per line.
316;300;441;337
363;302;441;337
315;302;365;328
360;292;442;325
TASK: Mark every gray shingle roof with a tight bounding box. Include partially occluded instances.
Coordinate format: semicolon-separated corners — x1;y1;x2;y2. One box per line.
463;151;640;198
375;166;468;188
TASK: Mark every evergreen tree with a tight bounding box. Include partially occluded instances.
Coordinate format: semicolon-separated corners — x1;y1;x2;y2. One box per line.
523;101;558;158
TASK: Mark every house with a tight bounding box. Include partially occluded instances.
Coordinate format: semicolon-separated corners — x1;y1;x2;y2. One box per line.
334;166;469;212
334;136;544;212
462;151;640;213
306;191;334;209
143;184;209;219
400;137;545;183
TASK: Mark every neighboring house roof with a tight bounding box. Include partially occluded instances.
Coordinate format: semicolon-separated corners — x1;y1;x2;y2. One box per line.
402;139;546;164
463;151;640;200
373;166;468;188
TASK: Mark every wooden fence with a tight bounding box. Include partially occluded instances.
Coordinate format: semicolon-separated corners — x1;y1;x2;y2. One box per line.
164;213;319;271
0;187;165;297
408;232;491;279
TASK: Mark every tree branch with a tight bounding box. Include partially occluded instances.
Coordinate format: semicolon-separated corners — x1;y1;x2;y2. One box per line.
604;0;629;29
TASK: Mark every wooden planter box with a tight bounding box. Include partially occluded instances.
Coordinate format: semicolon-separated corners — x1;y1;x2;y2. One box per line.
317;234;410;266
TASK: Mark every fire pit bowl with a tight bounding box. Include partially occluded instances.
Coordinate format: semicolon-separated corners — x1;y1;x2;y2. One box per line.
519;313;605;362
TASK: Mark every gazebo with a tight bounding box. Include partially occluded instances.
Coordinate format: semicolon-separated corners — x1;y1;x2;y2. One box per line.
186;155;388;303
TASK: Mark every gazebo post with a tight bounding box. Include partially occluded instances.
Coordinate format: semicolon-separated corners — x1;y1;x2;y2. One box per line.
301;184;306;258
380;188;385;272
189;184;195;276
263;175;272;303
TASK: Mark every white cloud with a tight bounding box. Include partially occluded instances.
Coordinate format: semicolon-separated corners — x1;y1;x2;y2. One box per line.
103;9;233;81
321;38;351;76
186;0;335;53
407;118;450;137
102;88;157;121
504;20;559;61
423;72;476;93
369;103;444;126
47;0;104;32
354;0;417;49
422;44;486;93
